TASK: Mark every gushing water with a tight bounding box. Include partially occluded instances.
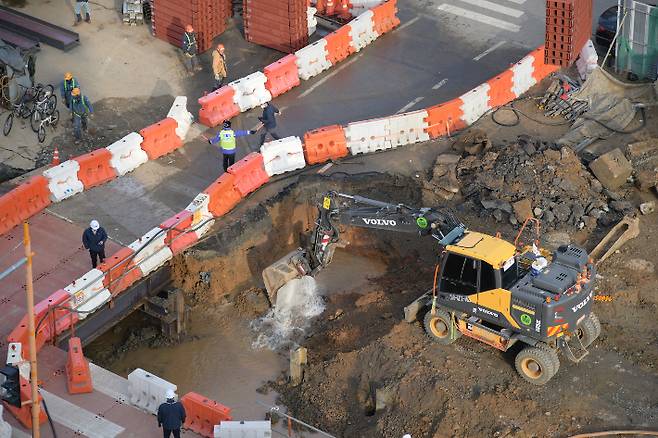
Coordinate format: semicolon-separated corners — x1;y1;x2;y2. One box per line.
251;276;325;350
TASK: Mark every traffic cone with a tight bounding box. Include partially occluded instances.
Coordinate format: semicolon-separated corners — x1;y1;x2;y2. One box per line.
52;147;60;166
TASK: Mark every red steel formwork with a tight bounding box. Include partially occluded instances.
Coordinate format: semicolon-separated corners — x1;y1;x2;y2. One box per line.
244;0;309;53
544;0;592;66
152;0;232;52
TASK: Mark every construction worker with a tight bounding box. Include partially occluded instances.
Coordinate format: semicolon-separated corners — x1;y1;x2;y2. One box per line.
82;220;107;268
212;43;227;91
70;87;93;141
208;120;256;172
258;102;281;145
182;24;200;73
74;0;91;25
60;72;79;109
157;390;186;438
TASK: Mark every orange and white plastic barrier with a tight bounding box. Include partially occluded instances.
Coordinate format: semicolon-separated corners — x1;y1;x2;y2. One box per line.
229;72;272;112
167;96;194;142
43;160;85;202
261;136;307;176
295;40;333;80
107;132;149;176
128;228;173;277
64;269;110;320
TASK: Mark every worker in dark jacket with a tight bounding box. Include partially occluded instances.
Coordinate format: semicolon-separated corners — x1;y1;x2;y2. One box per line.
82;220;107;268
258;102;281;145
208;120;256;172
70;87;93;141
182;24;200;73
60;72;79;109
157;390;186;438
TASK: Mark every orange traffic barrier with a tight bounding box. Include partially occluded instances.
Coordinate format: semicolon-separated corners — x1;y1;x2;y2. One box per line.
75;148;118;189
371;0;400;35
203;172;243;217
486;69;516;108
98;247;143;297
316;0;326;14
264;55;301;98
338;0;350;19
530;47;559;82
0;175;52;236
139;118;183;160
66;337;93;394
5;378;47;429
227;153;270;197
424;98;467;139
303;125;348;164
323;25;355;65
198;86;241;128
160;210;196;255
181;392;232;437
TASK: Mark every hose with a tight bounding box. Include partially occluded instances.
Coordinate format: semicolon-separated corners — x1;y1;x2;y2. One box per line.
491;98;573;127
40;394;59;438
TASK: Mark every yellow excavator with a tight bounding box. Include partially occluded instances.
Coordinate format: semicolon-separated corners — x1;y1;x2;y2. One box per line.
263;192;601;385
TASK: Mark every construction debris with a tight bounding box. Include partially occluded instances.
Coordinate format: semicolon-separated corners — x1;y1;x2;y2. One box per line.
589;148;633;190
589;216;640;265
122;0;144;25
540;78;589;122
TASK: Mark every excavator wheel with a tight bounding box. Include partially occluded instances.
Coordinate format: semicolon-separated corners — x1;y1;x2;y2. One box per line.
515;344;560;385
423;309;461;345
576;312;600;348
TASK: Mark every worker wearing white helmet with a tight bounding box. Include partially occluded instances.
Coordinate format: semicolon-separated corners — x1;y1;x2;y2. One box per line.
82;220;107;268
157;389;186;438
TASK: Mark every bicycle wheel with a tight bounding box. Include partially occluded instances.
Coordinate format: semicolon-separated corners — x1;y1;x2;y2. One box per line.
3;113;13;136
51;109;60;128
19;101;34;119
37;125;46;143
30;110;41;132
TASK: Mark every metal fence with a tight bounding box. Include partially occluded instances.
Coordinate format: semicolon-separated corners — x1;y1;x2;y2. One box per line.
615;0;658;80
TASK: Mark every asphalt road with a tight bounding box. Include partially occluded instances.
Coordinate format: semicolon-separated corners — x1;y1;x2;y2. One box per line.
48;0;617;242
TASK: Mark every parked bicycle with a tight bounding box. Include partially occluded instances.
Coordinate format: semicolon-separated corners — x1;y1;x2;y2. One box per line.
3;83;56;137
31;108;59;143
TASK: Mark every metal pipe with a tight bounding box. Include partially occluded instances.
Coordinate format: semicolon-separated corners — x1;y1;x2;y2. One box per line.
0;257;27;281
256;401;336;438
23;222;40;438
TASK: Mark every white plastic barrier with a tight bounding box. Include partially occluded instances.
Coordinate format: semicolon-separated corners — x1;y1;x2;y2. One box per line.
42;160;84;202
127;368;177;415
307;6;317;36
229;72;272;112
386;110;430;146
295;39;332;80
106;132;149;176
167;96;194;142
260;136;306;176
128;227;173;276
345;118;392;155
214;421;272;438
64;269;110;320
0;406;12;438
459;83;491;125
349;10;378;51
511;55;536;97
349;0;385;16
184;193;215;239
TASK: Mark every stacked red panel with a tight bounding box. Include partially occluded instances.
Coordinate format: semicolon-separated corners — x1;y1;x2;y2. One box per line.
544;0;592;66
244;0;309;53
152;0;232;52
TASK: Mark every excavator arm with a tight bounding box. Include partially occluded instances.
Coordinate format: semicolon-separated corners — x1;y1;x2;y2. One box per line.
262;192;465;302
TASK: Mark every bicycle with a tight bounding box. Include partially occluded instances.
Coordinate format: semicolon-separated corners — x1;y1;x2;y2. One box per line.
31;109;59;143
30;85;57;134
3;87;34;136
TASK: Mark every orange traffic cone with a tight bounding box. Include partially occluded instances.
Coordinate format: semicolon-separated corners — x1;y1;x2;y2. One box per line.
52;147;60;166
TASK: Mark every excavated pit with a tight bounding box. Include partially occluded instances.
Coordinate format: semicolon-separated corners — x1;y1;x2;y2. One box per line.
86;172;658;437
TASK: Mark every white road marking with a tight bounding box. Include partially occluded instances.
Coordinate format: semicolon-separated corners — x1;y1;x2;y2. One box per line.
395;16;421;32
396;97;425;114
298;54;364;98
473;40;507;61
457;0;524;17
432;78;448;90
437;4;521;32
504;0;527;3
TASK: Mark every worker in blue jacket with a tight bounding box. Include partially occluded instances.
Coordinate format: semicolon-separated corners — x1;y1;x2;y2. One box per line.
82;220;107;268
60;72;79;109
208;120;256;172
157;390;186;438
70;87;93;141
258;102;282;145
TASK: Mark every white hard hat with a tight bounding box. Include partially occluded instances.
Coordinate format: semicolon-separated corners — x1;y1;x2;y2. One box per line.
260;103;268;109
165;389;176;400
90;220;100;230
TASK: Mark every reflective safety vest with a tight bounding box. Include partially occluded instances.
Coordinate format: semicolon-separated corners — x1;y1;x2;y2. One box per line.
219;129;236;152
64;78;77;92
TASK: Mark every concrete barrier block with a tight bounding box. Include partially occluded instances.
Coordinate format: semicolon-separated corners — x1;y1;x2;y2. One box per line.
127;368;176;415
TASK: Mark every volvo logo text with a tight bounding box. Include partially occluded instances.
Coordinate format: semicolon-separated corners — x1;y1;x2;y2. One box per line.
362;218;397;226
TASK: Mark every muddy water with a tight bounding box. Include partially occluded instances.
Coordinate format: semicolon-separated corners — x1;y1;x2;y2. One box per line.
100;250;386;427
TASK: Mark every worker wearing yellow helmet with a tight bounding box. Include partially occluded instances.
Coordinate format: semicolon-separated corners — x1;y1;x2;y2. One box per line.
70;87;93;142
60;72;80;109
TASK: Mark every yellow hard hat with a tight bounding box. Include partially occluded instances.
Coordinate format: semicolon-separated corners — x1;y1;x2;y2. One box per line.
71;87;81;96
64;72;73;80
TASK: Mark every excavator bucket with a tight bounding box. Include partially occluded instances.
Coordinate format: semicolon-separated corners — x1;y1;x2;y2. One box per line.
262;249;311;304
